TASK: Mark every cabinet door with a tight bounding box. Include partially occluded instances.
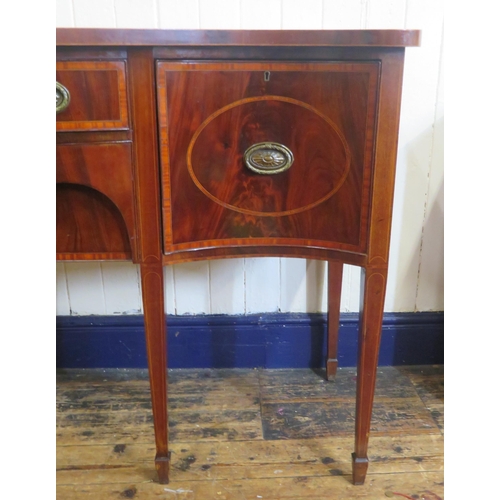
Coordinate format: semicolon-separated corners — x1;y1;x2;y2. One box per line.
157;61;379;256
56;143;136;261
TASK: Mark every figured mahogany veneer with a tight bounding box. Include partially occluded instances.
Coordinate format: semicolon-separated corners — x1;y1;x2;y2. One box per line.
158;62;378;255
56;142;137;261
56;60;129;131
56;28;420;486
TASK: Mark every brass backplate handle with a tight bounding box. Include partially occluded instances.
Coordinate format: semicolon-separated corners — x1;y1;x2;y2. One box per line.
244;142;294;175
56;81;71;113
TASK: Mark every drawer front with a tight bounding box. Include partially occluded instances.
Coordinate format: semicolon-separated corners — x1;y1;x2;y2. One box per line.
56;61;129;131
157;61;379;255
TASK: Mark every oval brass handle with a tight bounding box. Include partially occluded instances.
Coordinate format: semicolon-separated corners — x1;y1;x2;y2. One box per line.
56;82;71;113
244;142;294;175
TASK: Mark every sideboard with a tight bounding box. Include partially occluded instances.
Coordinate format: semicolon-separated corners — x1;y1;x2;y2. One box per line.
56;28;420;485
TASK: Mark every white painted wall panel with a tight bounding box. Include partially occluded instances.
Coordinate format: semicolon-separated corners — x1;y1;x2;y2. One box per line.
209;259;246;314
384;0;444;311
199;0;240;29
72;0;116;27
56;263;71;316
365;0;406;28
340;265;362;313
173;262;211;314
282;0;323;29
56;0;74;27
158;0;200;29
164;266;176;314
322;0;364;29
245;258;280;313
115;0;158;28
56;0;444;316
101;263;142;314
65;263;106;315
280;258;307;312
416;22;444;311
241;0;282;29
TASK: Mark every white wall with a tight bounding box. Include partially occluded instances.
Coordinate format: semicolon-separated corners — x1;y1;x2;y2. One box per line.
56;0;444;316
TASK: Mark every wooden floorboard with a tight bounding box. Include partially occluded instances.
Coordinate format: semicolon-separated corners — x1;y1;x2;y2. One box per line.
57;366;444;499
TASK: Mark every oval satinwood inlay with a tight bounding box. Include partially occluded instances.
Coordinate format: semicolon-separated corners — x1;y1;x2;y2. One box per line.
187;96;351;217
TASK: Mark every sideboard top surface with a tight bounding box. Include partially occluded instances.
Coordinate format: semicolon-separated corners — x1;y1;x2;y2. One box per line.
56;29;421;48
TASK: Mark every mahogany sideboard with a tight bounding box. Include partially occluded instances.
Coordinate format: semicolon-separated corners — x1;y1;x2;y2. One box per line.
56;28;420;485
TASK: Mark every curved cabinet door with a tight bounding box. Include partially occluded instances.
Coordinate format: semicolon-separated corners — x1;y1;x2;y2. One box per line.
157;61;380;257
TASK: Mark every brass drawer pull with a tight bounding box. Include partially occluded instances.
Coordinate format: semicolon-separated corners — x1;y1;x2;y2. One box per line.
244;142;294;175
56;82;71;113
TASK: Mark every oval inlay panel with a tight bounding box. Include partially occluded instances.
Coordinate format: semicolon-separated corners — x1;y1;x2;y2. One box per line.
187;96;351;217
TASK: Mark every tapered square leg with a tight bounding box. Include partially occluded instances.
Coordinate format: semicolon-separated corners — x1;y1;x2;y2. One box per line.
352;266;387;485
326;261;343;381
141;262;169;484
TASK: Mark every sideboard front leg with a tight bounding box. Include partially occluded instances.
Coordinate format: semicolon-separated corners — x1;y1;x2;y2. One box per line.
326;261;343;381
352;266;387;485
140;263;170;484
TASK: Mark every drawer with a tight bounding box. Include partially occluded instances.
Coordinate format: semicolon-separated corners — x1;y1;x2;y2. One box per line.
56;61;129;131
56;142;137;260
157;61;380;255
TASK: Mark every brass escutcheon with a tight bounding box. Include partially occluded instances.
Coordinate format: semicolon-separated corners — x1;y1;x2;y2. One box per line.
244;142;294;175
56;81;71;113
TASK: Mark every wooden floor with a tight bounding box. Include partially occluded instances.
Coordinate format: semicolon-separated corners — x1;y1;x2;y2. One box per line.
56;366;444;499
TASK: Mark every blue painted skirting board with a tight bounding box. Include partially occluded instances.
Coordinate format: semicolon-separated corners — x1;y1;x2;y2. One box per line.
56;312;443;369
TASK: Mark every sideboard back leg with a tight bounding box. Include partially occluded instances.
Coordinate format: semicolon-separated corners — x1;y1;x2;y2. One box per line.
352;265;387;485
140;263;170;484
326;261;343;381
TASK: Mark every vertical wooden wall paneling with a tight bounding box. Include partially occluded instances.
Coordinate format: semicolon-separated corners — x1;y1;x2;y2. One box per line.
56;0;74;27
100;263;142;314
173;261;211;314
56;263;71;315
322;0;364;29
163;266;176;314
280;259;308;313
365;0;407;28
209;259;246;314
158;0;200;29
384;0;444;311
199;0;240;29
415;18;444;311
114;0;158;28
282;0;323;28
56;0;444;317
245;258;281;314
241;0;282;29
64;262;107;315
72;0;117;27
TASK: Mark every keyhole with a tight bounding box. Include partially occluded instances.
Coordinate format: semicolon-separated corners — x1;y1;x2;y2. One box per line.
264;71;270;82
